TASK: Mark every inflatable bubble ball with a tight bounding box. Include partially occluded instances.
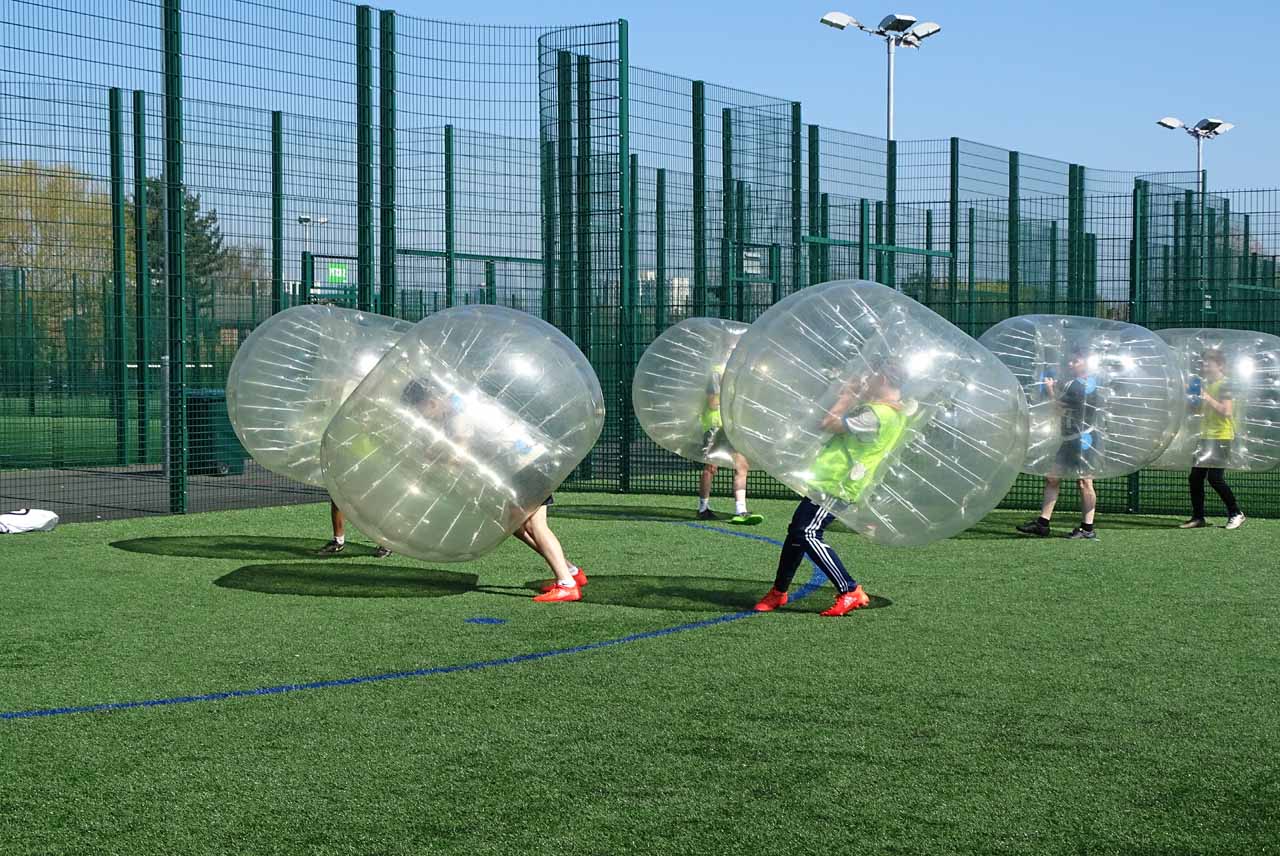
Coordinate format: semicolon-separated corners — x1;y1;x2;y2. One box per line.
225;304;412;486
1149;328;1280;472
978;314;1184;479
722;279;1028;547
321;305;605;562
632;317;750;466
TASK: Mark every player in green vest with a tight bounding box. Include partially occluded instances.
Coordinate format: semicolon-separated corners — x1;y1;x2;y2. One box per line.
753;368;909;617
1179;348;1245;529
696;363;763;525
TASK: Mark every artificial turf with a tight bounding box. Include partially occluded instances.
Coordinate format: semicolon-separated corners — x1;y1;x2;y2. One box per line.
1;492;1277;855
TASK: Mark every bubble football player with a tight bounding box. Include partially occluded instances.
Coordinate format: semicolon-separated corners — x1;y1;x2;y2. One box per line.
696;363;764;525
1016;347;1100;540
317;499;393;558
1180;348;1245;530
753;367;911;617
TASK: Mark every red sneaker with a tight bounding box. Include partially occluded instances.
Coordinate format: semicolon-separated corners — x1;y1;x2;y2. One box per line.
820;585;870;617
538;567;588;593
753;588;789;612
532;584;581;603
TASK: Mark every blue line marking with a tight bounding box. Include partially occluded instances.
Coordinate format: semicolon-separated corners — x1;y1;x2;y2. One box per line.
2;521;826;721
464;617;508;625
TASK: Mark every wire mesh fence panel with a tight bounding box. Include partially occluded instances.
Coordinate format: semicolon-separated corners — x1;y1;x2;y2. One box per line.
3;0;1280;519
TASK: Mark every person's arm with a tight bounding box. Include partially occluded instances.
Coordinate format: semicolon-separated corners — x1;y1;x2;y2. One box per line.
825;404;881;437
821;378;866;431
1201;382;1233;417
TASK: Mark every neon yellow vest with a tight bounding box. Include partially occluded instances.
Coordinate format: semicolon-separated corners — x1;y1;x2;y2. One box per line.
810;402;908;503
700;365;725;431
1201;378;1234;441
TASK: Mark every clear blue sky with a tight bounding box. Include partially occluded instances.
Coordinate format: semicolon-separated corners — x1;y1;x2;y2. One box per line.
394;0;1278;191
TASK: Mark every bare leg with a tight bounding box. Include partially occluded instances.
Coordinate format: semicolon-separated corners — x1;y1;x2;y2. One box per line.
699;464;718;503
1078;478;1096;525
521;505;574;584
732;452;749;512
1040;478;1061;520
331;500;345;540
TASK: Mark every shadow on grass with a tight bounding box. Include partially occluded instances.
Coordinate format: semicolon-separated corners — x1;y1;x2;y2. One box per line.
549;504;705;523
214;562;479;598
950;512;1188;540
110;536;383;560
479;574;891;614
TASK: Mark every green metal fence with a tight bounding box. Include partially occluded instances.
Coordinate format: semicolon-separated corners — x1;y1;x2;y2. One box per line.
2;0;1278;522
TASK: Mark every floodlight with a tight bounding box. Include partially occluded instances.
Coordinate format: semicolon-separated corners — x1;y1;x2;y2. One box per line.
1195;118;1233;136
1156;116;1184;130
879;13;917;32
909;21;941;40
820;11;861;30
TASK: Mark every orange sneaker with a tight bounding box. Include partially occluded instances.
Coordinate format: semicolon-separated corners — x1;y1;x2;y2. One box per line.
753;588;789;612
538;567;589;593
532;584;581;603
820;585;870;617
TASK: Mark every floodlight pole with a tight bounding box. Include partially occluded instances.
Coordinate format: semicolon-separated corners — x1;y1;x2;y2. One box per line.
886;36;895;141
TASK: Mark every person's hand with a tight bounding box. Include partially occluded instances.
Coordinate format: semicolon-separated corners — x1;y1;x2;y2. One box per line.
821;411;846;433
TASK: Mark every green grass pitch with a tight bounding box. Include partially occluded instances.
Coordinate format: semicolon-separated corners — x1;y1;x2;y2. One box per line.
2;492;1278;855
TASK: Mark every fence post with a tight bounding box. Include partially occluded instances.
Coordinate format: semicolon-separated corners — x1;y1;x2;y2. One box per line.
924;208;933;305
576;53;593;356
444;123;456;309
1007;150;1019;318
885;139;896;290
301;251;314;303
484;260;496;306
790;102;802;294
163;0;187;512
967;207;976;332
1049;220;1059;314
721;107;734;317
109;87;129;465
355;5;373;312
379;9;397;315
655;167;667;332
948;137;959;319
618;20;633;493
555;53;573;327
271;110;283;316
134;90;151;462
692;80;707;314
807;124;820;286
858;197;869;280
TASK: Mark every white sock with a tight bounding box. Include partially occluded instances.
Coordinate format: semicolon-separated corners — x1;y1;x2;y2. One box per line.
567;563;579;575
734;490;747;515
334;534;345;545
557;579;576;588
697;497;710;512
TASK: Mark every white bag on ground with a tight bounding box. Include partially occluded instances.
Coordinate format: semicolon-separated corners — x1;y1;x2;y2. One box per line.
0;509;59;534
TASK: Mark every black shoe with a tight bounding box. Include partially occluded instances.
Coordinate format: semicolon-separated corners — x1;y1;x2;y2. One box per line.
374;545;393;558
696;508;717;521
1178;518;1207;529
1066;527;1098;540
1016;519;1050;537
318;539;345;555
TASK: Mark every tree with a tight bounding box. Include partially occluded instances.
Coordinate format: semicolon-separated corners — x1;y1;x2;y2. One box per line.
134;176;227;296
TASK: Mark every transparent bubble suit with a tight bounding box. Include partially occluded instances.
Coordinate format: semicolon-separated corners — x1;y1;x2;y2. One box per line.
321;305;605;562
632;317;749;466
978;314;1184;479
722;279;1028;546
225;304;412;486
1149;328;1280;471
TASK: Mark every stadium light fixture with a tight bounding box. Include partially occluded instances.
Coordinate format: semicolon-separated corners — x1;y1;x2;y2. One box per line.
820;11;942;140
